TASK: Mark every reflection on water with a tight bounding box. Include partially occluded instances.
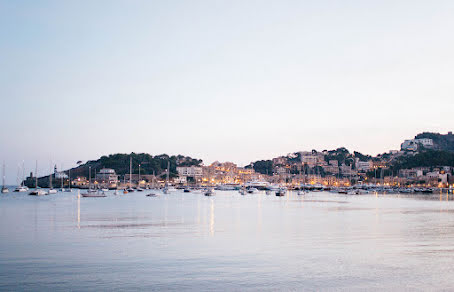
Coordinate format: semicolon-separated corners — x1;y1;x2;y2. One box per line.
2;190;454;290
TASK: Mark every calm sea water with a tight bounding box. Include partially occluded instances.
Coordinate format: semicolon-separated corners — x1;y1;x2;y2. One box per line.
1;189;454;291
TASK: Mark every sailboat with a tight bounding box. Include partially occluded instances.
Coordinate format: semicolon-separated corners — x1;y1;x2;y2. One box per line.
126;157;135;192
59;164;65;192
14;162;28;192
64;169;72;192
48;163;57;194
29;161;48;196
136;163;144;192
1;161;9;193
82;166;106;197
163;161;170;194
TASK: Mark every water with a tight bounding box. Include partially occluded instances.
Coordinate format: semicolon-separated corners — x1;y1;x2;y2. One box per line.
1;190;454;291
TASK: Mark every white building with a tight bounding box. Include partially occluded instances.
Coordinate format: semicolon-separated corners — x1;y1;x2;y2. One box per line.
54;165;68;179
95;168;119;184
401;138;434;151
177;166;203;177
356;160;373;172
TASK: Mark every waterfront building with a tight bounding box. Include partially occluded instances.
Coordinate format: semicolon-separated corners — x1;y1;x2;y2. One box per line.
54;165;68;179
95;168;118;184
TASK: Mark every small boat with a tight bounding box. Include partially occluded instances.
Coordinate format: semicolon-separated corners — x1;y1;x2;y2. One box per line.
183;187;191;193
14;186;28;192
146;193;158;197
247;187;258;194
1;187;8;193
136;187;144;192
48;189;57;194
204;189;214;196
123;189;128;194
275;188;286;196
29;189;48;196
81;191;107;198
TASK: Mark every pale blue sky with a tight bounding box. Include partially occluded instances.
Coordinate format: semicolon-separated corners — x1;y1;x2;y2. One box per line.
1;0;454;183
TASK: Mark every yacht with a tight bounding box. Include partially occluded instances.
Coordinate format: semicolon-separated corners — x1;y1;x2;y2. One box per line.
14;186;28;192
245;181;270;190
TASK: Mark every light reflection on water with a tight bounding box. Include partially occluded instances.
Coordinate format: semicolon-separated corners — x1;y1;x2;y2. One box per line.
1;190;454;290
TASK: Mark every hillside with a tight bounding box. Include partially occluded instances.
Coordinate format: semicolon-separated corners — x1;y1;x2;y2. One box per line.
26;153;203;187
415;132;454;152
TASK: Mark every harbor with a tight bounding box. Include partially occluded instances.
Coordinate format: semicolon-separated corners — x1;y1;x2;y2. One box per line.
2;189;454;291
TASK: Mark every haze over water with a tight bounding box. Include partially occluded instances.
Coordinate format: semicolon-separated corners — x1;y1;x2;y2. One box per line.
1;190;454;291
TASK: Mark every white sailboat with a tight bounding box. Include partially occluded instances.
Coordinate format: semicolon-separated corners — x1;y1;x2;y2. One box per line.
1;161;9;193
14;162;28;192
163;161;170;194
136;164;144;191
60;164;65;192
48;163;57;194
126;157;135;192
29;161;47;196
82;166;106;197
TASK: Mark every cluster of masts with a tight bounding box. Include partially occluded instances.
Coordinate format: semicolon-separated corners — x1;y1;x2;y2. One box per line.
0;160;73;196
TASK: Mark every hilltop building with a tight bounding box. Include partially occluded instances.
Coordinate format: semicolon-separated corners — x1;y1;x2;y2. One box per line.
401;138;434;151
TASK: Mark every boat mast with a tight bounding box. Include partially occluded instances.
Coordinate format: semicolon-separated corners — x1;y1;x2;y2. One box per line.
22;160;25;187
35;160;38;189
88;166;91;190
2;161;5;189
129;156;132;189
138;164;141;188
166;161;170;187
61;164;63;189
49;162;53;189
68;169;71;190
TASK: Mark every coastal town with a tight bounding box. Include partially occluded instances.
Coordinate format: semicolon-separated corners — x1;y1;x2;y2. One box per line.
7;131;452;195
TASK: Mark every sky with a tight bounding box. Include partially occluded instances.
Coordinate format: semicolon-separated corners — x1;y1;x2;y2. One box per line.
1;0;454;183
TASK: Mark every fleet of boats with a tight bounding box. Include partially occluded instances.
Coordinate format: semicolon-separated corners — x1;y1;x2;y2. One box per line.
2;161;452;198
